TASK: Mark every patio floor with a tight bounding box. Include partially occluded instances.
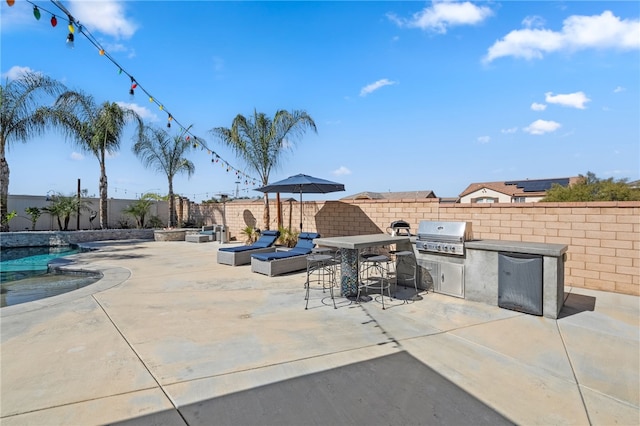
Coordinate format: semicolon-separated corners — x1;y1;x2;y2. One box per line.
1;240;638;425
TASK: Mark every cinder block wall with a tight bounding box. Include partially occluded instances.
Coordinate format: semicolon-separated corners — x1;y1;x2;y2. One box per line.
192;199;639;296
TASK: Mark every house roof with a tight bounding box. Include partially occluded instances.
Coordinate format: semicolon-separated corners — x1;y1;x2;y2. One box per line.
459;177;580;198
341;190;437;200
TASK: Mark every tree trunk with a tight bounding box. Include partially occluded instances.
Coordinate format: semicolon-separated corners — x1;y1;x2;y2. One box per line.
168;179;175;227
276;192;282;228
0;136;9;232
263;193;270;230
100;171;108;229
99;149;108;229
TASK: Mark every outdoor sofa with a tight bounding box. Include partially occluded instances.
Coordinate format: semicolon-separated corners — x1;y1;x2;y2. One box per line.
217;230;280;266
250;232;320;277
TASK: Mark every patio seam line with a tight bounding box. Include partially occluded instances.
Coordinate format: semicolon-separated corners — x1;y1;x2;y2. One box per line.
0;387;161;421
397;315;591;388
157;344;406;390
556;319;593;425
576;385;640;409
398;311;527;342
91;294;189;425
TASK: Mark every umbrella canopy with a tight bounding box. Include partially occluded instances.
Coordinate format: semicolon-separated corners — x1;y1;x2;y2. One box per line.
255;174;345;232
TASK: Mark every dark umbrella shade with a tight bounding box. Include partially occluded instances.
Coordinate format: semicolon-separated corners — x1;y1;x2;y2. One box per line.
255;174;345;232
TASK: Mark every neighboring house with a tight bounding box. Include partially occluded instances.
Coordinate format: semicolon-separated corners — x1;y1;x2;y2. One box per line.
341;190;437;200
459;177;580;203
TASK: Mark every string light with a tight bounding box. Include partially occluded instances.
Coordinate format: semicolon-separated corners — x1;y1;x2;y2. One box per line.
6;0;15;6
19;0;258;185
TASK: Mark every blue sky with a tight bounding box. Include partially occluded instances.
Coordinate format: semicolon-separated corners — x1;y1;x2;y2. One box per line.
2;1;639;202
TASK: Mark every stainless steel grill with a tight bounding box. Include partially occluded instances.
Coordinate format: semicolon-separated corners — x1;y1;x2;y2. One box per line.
416;221;472;256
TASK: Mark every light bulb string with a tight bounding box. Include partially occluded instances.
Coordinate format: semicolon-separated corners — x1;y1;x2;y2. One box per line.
20;0;259;186
111;185;254;200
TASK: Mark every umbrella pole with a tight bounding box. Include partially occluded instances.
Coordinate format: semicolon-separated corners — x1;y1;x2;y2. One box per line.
299;191;303;232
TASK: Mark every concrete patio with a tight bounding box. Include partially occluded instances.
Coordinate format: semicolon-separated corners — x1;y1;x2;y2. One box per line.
1;240;638;425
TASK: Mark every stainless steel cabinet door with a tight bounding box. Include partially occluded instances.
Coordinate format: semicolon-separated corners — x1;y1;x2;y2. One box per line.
437;262;464;298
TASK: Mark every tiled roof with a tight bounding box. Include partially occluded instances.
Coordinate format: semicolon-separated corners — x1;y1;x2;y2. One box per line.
341;190;436;200
459;177;580;198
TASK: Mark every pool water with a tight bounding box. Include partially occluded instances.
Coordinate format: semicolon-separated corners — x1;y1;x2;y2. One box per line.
0;246;101;308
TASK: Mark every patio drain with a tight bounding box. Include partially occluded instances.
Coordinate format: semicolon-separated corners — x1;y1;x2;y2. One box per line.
239;313;251;319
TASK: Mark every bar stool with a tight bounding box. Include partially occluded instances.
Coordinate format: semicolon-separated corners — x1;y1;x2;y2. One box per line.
391;250;420;300
305;253;337;309
358;252;393;309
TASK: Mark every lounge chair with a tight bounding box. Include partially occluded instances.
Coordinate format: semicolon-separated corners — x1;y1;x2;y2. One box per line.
217;230;281;266
250;232;320;276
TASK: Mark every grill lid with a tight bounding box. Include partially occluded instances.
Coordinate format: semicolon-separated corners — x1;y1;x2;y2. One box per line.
417;221;472;242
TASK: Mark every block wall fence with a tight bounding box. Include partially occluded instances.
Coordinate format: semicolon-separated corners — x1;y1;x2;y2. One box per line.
186;198;640;296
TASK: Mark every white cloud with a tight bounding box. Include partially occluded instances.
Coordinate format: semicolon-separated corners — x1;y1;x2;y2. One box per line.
2;65;36;80
70;152;84;161
524;119;561;135
545;91;591;109
484;11;640;63
388;1;493;34
69;0;137;39
477;136;491;144
333;166;352;176
531;102;547;111
522;15;546;29
116;102;158;122
359;79;397;97
501;127;518;134
614;86;626;93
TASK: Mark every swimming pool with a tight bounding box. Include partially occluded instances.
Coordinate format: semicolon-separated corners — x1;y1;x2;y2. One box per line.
0;245;101;307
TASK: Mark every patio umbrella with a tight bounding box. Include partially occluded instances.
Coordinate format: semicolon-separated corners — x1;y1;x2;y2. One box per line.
255;174;345;232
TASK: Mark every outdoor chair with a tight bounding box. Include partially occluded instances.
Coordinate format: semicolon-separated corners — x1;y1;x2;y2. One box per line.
217;230;280;266
250;232;320;276
358;250;394;310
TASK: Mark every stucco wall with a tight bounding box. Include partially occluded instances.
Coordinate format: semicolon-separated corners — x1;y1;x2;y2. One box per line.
191;199;639;296
7;195;170;231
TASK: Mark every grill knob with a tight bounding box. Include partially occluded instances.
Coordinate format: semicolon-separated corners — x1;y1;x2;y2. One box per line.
451;246;456;253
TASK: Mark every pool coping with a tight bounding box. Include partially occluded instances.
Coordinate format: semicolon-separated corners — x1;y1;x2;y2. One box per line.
0;260;131;318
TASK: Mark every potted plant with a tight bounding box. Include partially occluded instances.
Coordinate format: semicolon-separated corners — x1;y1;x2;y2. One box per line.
277;226;298;247
240;225;260;244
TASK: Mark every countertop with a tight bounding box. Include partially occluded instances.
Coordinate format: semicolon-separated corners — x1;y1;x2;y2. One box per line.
465;239;568;257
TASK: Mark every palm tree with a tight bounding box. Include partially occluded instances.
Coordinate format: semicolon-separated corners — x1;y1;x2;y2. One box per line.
210;109;317;229
0;71;64;231
122;194;156;229
133;126;195;227
42;192;92;230
44;90;144;229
